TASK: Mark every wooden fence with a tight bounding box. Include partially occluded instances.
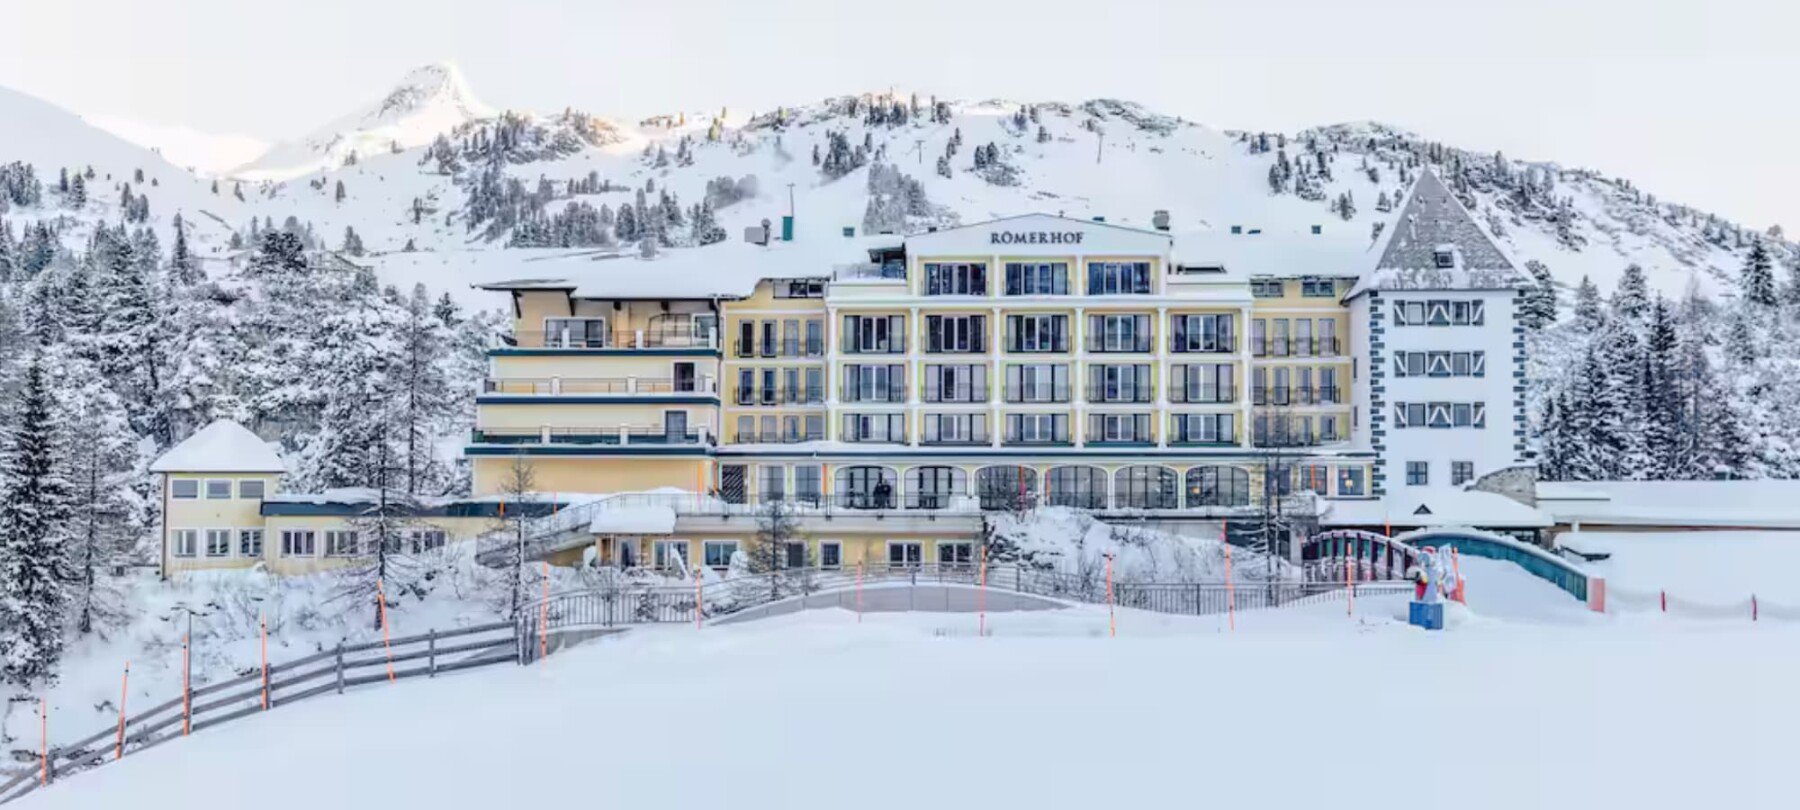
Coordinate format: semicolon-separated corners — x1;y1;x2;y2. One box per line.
0;621;518;805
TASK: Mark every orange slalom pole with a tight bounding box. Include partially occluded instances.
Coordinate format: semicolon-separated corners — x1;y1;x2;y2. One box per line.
181;634;191;736
978;544;989;637
39;699;47;786
539;562;551;659
1105;553;1116;638
1450;548;1466;604
1223;536;1237;632
260;613;269;709
377;578;396;683
115;663;130;760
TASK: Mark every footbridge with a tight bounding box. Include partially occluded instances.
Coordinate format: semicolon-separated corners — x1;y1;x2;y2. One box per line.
1302;527;1596;604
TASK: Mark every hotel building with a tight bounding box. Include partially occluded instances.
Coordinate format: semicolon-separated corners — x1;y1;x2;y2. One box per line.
155;170;1537;575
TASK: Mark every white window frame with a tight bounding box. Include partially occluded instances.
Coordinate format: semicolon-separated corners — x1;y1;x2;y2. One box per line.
817;541;843;570
325;530;360;558
204;528;232;558
411;529;447;554
238;529;264;558
886;541;923;568
171;479;199;500
238;479;266;500
653;540;689;570
204;479;232;500
172;529;198;558
280;530;316;557
703;540;739;569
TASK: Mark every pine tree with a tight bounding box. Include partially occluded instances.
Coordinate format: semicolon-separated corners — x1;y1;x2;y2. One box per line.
1519;260;1557;331
248;230;307;276
1638;296;1682;478
169;213;199;286
1611;263;1650;322
54;357;142;633
1741;239;1776;306
334;180;347;203
1573;275;1605;331
0;357;75;685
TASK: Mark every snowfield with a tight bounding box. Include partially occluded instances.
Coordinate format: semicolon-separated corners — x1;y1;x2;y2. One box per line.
14;556;1800;810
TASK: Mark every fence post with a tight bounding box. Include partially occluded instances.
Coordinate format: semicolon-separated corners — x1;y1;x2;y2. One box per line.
1753;594;1759;622
1660;590;1666;613
428;628;437;677
334;643;345;695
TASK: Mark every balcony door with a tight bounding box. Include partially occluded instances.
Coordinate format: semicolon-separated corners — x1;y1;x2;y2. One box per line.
664;411;688;441
673;362;696;393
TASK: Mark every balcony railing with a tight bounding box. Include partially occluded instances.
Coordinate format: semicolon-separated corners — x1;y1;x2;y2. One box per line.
1168;387;1236;404
834;262;907;281
1003;385;1070;404
1251;386;1340;406
922;385;990;404
840;383;908;403
484;377;715;395
1170;338;1236;354
1085;338;1153;353
1251;338;1339;358
840;338;907;354
1003;433;1073;447
919;431;991;446
470;427;711;446
511;330;719;350
733;338;826;359
732;430;825;444
1169;435;1238;447
1085;384;1154;404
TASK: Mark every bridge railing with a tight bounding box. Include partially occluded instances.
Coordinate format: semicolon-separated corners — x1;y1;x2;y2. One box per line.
0;621;518;806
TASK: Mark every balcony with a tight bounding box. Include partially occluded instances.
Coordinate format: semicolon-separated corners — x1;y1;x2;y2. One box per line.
1168;387;1236;405
1003;385;1071;404
840;383;908;404
1170;338;1236;354
834;262;907;281
840;338;906;355
734;386;825;406
470;427;711;446
1169;435;1238;447
1250;386;1340;407
483;377;716;396
922;384;990;404
920;431;991;447
1003;433;1073;447
510;330;718;351
733;338;826;359
1085;384;1154;404
1085;337;1153;354
732;430;825;444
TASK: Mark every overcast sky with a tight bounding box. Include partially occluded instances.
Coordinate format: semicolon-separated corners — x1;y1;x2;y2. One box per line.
3;0;1795;231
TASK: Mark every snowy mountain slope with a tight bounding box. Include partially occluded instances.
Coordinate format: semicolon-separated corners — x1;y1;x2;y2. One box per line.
86;115;270;177
0;85;244;254
230;63;494;182
224;85;1785;308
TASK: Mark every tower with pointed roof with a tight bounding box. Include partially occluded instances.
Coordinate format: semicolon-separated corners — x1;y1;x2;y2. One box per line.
1346;169;1532;496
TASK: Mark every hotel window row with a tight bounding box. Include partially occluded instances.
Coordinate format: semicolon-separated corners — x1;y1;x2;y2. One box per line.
173;528;446;558
1391;351;1486;378
736;367;825;405
919;261;1153;296
1392;299;1486;327
1392;402;1488;429
734;318;825;358
1251;318;1340;357
171;479;267;500
1251;366;1342;406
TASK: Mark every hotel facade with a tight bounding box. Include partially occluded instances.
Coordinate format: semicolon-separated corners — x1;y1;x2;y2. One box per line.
155;171;1538;575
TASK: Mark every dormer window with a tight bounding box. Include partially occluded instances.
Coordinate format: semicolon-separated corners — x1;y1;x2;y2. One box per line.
1433;249;1455;269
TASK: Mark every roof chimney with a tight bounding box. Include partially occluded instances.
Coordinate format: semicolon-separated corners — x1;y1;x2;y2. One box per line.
1310;224;1322;235
1230;225;1243;235
1152;210;1171;231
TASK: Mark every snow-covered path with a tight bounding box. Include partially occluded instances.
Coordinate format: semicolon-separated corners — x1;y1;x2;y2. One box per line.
17;591;1800;810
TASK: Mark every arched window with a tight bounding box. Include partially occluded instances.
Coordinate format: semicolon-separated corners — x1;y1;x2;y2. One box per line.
977;466;1038;511
1045;465;1108;510
1115;465;1179;510
906;467;967;510
1185;466;1250;507
835;466;897;509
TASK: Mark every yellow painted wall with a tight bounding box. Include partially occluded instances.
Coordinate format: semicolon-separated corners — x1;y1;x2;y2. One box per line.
162;473;281;574
471;456;710;496
477;403;715;431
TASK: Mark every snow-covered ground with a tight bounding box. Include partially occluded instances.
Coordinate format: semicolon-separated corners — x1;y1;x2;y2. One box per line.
16;574;1799;810
1570;530;1800;604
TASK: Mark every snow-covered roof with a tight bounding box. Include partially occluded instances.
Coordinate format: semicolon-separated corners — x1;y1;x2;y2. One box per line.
588;504;678;535
1173;226;1377;280
1321;488;1551;529
1347;169;1528;298
476;236;895;300
1536;480;1800;529
150;420;286;474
